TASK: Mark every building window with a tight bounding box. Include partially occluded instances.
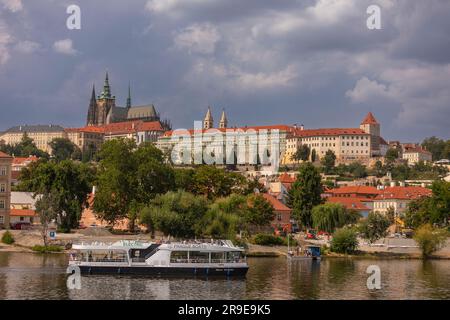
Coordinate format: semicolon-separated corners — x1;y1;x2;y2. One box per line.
277;213;282;221
0;184;5;193
0;200;5;209
0;167;6;176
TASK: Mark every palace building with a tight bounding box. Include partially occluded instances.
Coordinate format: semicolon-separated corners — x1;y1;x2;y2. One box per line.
282;112;387;166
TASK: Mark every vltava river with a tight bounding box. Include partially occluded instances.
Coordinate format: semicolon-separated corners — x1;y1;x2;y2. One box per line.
0;252;449;299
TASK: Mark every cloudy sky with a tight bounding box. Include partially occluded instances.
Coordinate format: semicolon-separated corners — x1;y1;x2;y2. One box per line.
0;0;449;141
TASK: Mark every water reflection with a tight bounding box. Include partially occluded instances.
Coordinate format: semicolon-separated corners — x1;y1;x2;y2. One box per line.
0;253;449;300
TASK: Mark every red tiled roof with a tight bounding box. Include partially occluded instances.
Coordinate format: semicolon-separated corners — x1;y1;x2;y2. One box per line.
0;151;12;158
292;128;369;137
163;125;294;137
361;112;379;125
103;120;164;135
375;187;432;200
12;156;38;165
403;147;432;155
65;126;105;134
10;209;36;217
327;197;371;211
278;173;296;184
261;193;291;212
327;186;381;195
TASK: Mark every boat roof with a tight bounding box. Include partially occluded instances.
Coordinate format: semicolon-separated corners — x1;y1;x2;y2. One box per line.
72;240;153;251
71;239;244;252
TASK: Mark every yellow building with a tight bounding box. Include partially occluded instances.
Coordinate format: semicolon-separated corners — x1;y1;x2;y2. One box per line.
0;125;66;154
282;128;372;165
282;113;384;166
402;147;432;165
65;126;105;154
0;151;12;228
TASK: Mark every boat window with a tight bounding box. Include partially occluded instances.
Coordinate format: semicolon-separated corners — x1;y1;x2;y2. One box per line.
227;252;242;262
84;250;128;263
170;251;188;263
188;251;209;263
211;252;225;263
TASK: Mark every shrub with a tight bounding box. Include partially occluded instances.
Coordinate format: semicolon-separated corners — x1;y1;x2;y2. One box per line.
413;224;448;258
1;231;15;245
358;212;391;244
252;234;284;246
330;228;359;254
31;245;63;253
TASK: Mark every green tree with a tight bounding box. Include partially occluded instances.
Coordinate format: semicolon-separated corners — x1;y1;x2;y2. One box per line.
347;162;368;178
0;133;49;158
190;166;246;200
291;145;310;162
413;224;448;258
287;162;323;228
18;160;94;232
321;150;336;174
49;137;80;162
245;194;275;229
385;148;399;164
35;192;59;246
421;136;446;161
405;181;450;228
94;139;174;230
358;212;391;243
311;149;317;163
330;228;359;254
312;203;361;233
198;195;244;239
140;191;209;238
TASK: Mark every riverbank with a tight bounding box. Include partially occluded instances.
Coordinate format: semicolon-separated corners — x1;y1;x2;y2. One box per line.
2;229;450;259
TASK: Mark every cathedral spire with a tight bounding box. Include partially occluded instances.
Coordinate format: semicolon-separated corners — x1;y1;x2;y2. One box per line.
126;83;132;109
87;84;97;126
102;71;111;98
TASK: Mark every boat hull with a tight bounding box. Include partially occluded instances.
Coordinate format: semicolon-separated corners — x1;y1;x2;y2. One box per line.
78;265;249;277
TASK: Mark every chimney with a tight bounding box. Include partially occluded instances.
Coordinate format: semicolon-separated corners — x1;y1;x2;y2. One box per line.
390;181;396;187
92;186;97;194
421;183;426;188
399;181;405;187
300;124;304;130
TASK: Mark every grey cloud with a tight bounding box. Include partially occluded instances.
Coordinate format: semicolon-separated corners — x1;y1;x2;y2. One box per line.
0;0;449;142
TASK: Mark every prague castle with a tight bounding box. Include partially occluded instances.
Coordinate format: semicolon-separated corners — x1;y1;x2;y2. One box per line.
86;72;170;130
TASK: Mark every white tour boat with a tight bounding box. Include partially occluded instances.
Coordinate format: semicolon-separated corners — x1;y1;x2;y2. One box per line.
69;239;248;277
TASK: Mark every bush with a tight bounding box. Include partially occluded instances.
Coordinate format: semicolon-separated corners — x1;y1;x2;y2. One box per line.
31;245;63;253
252;234;284;246
1;231;15;245
330;228;359;254
413;224;448;258
358;212;391;244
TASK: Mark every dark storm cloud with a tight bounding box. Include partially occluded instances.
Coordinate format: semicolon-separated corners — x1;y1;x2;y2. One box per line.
0;0;449;141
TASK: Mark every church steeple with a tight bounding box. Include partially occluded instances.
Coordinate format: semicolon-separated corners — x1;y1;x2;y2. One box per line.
102;71;111;98
126;83;132;109
219;108;228;128
203;106;214;129
86;84;97;126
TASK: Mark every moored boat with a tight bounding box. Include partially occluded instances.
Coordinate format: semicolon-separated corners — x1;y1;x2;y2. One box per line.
69;239;248;277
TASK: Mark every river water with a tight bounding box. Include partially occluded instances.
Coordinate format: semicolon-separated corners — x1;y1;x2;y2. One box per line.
0;252;449;299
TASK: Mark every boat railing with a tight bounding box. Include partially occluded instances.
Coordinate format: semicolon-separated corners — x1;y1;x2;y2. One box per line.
170;258;246;264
